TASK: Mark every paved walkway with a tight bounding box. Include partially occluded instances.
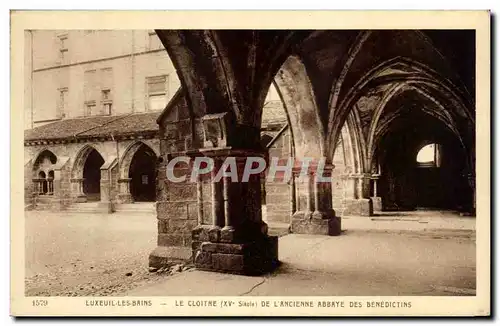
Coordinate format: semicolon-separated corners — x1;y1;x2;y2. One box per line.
266;210;475;237
342;210;476;231
25;209;475;296
126;230;475;296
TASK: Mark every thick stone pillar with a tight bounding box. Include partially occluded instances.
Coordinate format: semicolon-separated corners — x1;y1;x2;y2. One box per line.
466;173;476;216
290;160;341;236
192;149;277;275
32;179;42;195
191;112;278;275
71;178;87;202
343;173;373;216
98;167;114;213
116;178;133;203
371;174;382;212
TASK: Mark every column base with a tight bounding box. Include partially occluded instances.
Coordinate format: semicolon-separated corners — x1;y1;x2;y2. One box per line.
193;236;279;276
98;201;114;214
291;210;341;236
116;193;134;204
74;195;87;203
149;246;193;271
343;198;373;216
371;196;382;212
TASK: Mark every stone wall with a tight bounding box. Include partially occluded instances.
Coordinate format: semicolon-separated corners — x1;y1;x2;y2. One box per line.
153;92;204;261
24;137;160;209
264;129;293;224
331;138;349;216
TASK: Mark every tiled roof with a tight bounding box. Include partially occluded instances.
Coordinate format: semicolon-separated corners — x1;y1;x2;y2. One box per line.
261;101;288;128
79;112;160;137
25;112;161;141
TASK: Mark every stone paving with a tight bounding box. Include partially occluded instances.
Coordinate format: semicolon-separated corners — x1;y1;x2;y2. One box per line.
24;210;166;296
126;231;476;296
25;209;476;296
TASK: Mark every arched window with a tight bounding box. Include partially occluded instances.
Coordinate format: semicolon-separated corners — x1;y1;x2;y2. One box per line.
416;143;441;168
47;171;55;195
37;171;48;194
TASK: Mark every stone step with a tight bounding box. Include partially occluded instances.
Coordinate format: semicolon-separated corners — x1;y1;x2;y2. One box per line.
65;202;102;213
34;196;55;204
268;222;290;237
33;203;52;210
114;203;156;214
266;205;291;211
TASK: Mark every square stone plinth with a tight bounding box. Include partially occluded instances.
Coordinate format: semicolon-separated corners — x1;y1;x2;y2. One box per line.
343;198;373;216
371;197;382;212
193;236;279;276
291;212;341;236
149;246;193;270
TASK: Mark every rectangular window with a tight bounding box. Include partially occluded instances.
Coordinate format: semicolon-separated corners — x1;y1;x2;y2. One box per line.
57;88;68;118
146;75;168;111
102;102;112;115
84;70;97;103
148;31;163;51
100;68;113;115
85;102;97;117
100;68;113;91
58;34;68;64
148;94;167;111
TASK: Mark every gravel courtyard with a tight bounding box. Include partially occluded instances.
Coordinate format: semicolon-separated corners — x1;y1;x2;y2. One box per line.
24;210;187;297
25;210;476;297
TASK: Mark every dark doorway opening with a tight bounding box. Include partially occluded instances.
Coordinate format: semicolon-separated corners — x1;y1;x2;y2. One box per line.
377;111;472;212
83;149;105;201
129;145;157;202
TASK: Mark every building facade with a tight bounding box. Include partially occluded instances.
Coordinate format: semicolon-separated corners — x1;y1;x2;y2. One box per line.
23;30;179;212
23;30;289;214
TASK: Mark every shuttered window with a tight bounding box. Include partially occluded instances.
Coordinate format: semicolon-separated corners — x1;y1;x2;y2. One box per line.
146;75;168;111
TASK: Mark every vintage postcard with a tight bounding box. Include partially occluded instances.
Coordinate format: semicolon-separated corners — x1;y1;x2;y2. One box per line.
10;10;490;317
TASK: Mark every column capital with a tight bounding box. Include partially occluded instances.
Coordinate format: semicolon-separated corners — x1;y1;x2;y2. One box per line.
291;159;335;175
198;147;267;160
347;173;371;179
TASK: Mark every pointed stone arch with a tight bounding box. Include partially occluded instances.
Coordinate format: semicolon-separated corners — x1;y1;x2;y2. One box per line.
72;144;105;179
32;149;58;178
327;57;474;161
119;141;158;180
118;141;158;203
273;55;326;159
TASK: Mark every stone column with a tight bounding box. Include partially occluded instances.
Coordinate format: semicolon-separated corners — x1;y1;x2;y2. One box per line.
191;112;278;275
192;148;276;275
98;168;114;213
343;173;373;216
196;174;204;225
117;178;133;203
289;170;297;215
47;179;53;195
467;173;476;216
71;178;87;202
371;174;382;212
290;160;340;236
32;179;42;195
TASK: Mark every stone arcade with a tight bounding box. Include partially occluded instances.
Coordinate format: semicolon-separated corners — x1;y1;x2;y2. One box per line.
24;29;476;276
149;30;476;275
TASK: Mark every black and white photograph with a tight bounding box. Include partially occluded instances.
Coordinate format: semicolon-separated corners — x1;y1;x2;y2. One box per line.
10;10;491;317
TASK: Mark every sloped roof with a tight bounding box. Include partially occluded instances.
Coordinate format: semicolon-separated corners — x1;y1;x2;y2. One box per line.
261;101;288;128
79;112;160;137
25;112;161;141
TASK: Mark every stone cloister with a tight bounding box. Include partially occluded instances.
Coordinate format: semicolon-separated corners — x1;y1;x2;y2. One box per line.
23;29;476;276
148;30;476;275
